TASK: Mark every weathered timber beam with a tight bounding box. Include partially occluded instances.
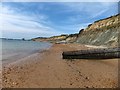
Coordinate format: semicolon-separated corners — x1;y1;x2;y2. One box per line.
62;47;120;59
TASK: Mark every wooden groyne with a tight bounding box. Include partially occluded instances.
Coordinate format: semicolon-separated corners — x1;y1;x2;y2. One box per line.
62;47;120;59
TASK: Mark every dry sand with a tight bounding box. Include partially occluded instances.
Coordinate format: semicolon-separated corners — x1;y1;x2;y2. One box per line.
1;44;118;88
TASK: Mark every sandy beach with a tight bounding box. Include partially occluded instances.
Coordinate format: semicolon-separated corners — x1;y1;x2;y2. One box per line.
2;44;118;88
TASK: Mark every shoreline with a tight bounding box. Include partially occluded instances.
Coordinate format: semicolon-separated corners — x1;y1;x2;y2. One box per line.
1;39;52;66
2;44;118;88
2;45;52;66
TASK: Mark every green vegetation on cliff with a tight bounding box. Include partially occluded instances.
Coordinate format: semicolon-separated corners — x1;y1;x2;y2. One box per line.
32;14;119;47
76;14;119;47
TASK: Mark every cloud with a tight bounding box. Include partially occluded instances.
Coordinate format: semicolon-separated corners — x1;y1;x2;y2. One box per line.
57;2;118;24
89;8;109;19
0;5;62;38
61;2;117;16
1;2;118;39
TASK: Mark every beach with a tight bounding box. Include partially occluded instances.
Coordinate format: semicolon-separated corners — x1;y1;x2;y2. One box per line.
2;44;118;88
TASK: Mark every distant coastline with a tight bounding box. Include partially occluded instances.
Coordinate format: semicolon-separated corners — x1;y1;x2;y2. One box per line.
0;38;31;41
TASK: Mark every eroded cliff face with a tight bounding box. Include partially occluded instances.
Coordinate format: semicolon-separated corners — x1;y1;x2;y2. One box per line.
76;14;120;47
65;34;78;43
32;35;68;43
32;14;119;47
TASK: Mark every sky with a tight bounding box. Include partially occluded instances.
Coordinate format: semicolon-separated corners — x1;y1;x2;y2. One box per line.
0;1;118;39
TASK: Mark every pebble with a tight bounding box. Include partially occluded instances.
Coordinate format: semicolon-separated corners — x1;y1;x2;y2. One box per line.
68;64;71;67
12;82;18;85
76;78;79;81
8;68;12;71
85;86;91;88
70;83;73;85
85;86;89;88
85;77;89;80
4;79;7;82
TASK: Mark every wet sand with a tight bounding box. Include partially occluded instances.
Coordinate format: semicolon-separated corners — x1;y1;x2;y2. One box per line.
2;44;118;88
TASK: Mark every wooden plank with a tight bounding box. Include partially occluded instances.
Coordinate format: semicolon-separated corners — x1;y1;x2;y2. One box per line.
62;47;120;59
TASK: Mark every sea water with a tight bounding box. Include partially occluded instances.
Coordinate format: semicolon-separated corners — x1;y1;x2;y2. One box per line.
0;39;52;62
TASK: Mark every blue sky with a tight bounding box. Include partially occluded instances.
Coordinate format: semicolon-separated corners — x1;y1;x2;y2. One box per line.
0;2;118;39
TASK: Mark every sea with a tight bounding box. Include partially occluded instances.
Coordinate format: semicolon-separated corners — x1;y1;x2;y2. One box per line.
0;39;52;63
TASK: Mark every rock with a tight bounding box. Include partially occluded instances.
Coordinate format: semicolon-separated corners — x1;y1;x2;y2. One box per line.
85;86;89;88
76;78;79;81
4;80;7;82
70;83;73;85
12;82;18;85
85;77;89;80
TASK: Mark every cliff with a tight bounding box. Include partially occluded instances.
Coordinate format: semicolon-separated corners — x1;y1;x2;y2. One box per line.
32;33;78;43
64;33;78;43
76;14;120;47
32;14;120;47
32;34;68;43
